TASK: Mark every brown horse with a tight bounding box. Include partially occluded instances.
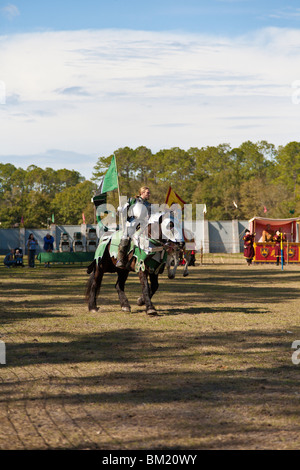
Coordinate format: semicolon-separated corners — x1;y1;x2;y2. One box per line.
85;214;184;315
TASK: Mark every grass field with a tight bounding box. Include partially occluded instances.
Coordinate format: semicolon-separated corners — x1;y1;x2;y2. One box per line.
1;254;300;450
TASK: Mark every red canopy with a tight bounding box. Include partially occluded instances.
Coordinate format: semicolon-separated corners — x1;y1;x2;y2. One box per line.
249;217;300;242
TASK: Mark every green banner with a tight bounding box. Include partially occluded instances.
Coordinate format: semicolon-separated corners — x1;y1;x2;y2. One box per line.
101;155;118;193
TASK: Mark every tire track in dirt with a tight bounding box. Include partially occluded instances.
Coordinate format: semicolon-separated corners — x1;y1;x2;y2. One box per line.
0;371;26;449
1;321;125;449
30;360;127;449
3;367;49;449
53;364;127;449
1;323;78;449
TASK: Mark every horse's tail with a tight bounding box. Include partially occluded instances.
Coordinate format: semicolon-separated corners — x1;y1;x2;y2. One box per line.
87;259;96;275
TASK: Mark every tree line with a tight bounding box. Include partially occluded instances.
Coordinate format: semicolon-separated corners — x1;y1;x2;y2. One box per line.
1;140;300;228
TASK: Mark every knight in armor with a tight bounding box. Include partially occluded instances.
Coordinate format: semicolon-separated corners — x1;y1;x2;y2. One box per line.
116;186;151;268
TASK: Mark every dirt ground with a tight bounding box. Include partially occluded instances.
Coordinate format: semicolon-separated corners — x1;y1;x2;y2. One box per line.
1;255;300;450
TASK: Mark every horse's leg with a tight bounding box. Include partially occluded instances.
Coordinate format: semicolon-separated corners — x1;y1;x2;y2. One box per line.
138;271;157;315
86;262;104;312
149;272;159;298
183;263;189;277
183;251;190;277
137;272;159;306
115;270;131;312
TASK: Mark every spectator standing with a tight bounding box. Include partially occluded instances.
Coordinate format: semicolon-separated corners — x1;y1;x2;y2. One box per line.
43;233;54;267
27;234;38;268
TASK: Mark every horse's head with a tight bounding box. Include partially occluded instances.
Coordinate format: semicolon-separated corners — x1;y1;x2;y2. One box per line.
142;210;185;279
160;211;185;279
147;210;184;242
165;242;184;279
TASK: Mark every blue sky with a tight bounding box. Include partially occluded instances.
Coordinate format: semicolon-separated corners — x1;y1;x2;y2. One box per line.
2;0;300;35
1;0;300;180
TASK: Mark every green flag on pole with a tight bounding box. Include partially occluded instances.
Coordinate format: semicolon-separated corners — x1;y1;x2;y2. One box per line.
92;155;119;206
51;213;55;223
92;155;119;232
100;155;118;194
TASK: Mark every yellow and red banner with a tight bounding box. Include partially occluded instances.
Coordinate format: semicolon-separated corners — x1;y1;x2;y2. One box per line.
165;186;186;209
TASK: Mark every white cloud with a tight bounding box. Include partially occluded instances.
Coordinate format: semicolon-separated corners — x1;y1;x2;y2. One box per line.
1;27;300;178
269;7;300;20
1;3;20;20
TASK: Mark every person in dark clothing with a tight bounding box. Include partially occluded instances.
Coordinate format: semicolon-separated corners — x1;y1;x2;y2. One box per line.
27;234;38;268
4;250;16;268
243;229;255;266
273;230;286;266
43;233;54;267
188;250;196;266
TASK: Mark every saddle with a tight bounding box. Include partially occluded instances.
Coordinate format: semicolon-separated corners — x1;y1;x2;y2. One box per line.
94;228;168;274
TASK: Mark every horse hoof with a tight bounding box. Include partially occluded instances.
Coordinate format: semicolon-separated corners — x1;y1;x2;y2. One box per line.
146;308;158;316
137;297;145;306
89;308;99;313
168;274;175;280
183;272;189;277
122;306;131;312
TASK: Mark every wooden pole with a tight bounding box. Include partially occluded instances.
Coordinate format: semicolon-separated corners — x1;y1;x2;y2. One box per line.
281;232;284;270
